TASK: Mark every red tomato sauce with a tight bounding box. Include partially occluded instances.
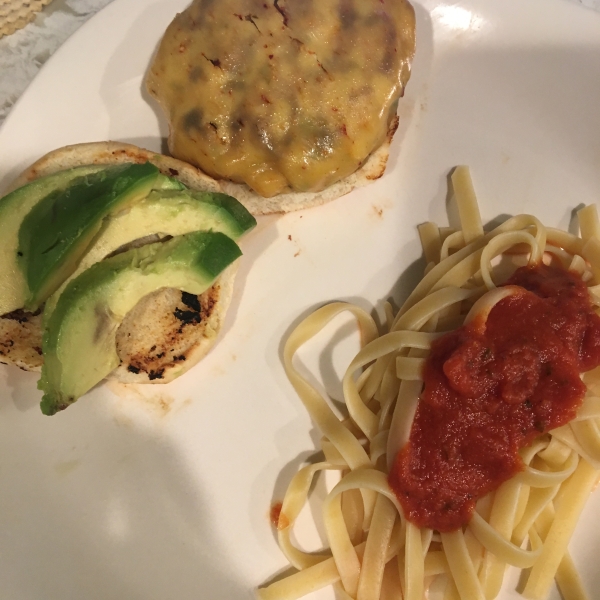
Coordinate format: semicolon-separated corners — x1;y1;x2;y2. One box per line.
388;263;600;532
270;502;289;530
270;502;283;527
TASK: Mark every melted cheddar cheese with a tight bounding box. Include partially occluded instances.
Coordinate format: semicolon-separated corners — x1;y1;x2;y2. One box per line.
147;0;416;198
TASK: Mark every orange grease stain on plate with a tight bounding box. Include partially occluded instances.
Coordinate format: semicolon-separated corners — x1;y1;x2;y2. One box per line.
54;459;81;476
105;380;180;421
270;502;290;530
285;232;302;257
372;205;384;218
369;196;393;221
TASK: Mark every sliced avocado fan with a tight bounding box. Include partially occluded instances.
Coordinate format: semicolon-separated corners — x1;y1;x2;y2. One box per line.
0;165;106;316
42;189;257;320
39;231;242;416
18;163;162;310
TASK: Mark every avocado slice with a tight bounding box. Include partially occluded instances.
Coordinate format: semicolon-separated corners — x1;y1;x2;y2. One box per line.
42;189;256;319
154;173;187;191
18;162;161;310
0;165;106;316
39;230;242;415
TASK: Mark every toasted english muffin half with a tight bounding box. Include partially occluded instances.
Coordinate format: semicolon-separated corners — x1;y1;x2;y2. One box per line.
0;142;240;384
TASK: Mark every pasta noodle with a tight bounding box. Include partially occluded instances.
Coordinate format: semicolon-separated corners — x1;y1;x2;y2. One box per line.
259;167;600;600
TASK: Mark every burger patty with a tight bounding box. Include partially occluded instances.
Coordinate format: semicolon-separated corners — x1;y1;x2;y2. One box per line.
147;0;416;198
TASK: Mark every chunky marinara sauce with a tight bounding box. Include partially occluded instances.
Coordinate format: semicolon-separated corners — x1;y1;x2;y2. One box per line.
388;263;600;532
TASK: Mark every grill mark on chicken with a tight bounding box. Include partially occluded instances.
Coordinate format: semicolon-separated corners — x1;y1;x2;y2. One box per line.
181;291;201;311
2;308;40;323
0;309;44;370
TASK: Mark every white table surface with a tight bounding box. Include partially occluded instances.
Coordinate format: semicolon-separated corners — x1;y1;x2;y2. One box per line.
1;0;600;132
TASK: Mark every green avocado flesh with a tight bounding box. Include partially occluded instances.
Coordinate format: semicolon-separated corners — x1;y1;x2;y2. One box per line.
42;189;256;319
0;165;105;316
39;231;242;416
153;173;186;191
18;162;161;310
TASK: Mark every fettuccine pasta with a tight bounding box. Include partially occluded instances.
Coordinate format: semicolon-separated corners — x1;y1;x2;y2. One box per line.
259;167;600;600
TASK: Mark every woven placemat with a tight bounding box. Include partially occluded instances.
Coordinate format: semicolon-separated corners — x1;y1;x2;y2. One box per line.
0;0;53;38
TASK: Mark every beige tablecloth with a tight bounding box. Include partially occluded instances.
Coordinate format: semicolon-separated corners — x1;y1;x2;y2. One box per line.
0;0;113;127
0;0;54;38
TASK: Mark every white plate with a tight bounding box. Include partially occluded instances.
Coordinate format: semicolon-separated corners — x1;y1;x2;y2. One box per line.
1;1;600;598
